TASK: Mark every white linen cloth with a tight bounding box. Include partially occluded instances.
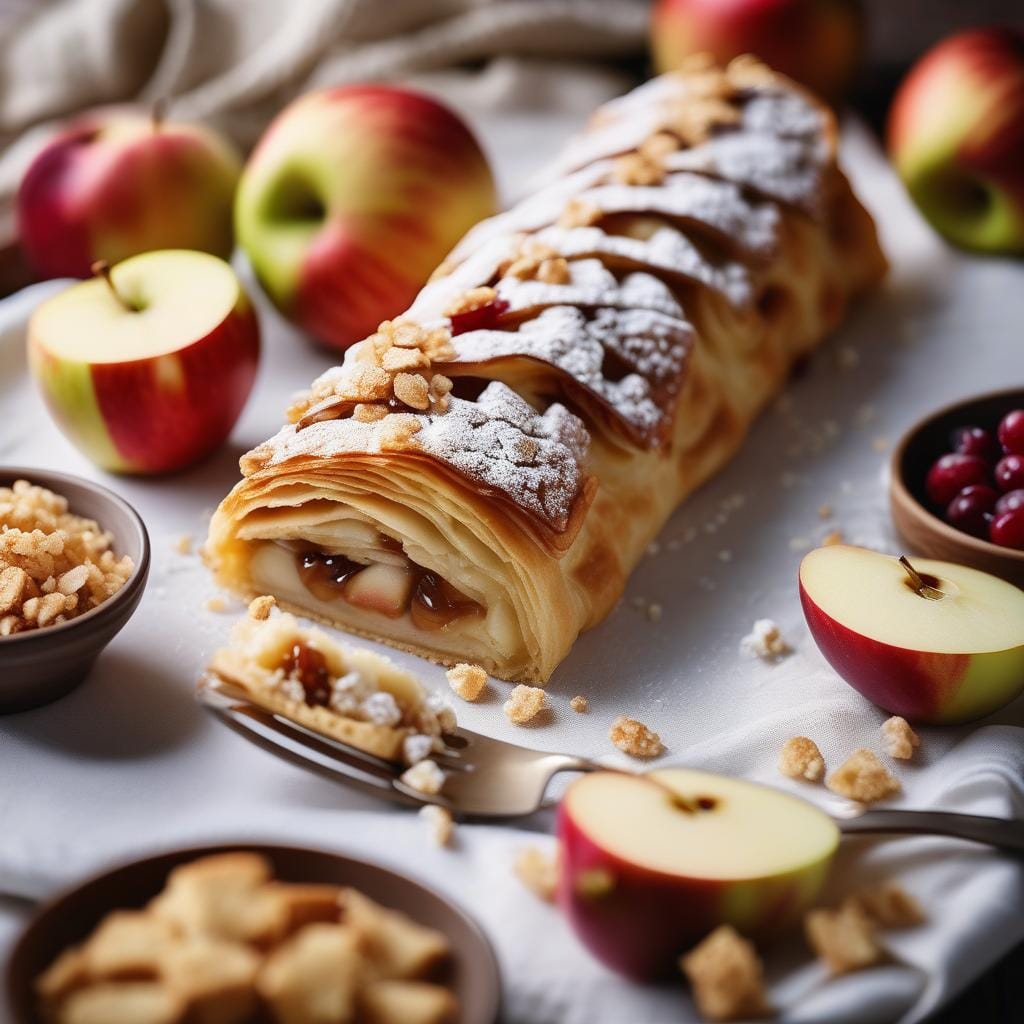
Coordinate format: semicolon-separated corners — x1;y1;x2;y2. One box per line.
1;98;1023;1024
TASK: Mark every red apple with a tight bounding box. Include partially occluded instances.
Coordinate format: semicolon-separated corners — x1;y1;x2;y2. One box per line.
888;28;1024;253
650;0;864;104
17;108;241;280
28;250;260;474
800;545;1024;724
235;85;497;354
558;769;838;980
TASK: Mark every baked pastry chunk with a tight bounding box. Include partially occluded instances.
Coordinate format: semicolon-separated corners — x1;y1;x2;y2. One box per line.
207;56;886;683
205;611;456;765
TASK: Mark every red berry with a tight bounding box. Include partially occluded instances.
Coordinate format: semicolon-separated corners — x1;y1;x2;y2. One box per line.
925;453;990;506
945;485;998;538
995;453;1024;492
995;489;1024;516
998;409;1024;455
990;508;1024;549
448;296;510;336
951;425;999;462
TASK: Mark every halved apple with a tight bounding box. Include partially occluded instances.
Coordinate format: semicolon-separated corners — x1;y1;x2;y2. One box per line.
800;545;1024;724
557;769;838;979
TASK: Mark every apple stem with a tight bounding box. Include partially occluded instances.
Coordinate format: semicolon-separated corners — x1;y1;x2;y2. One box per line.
899;555;944;601
151;98;168;132
91;260;140;313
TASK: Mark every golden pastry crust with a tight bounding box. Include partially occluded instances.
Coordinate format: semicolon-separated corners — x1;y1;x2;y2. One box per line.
206;56;886;684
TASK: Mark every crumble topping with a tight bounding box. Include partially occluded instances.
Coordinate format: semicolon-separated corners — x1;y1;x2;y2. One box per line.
609;715;664;758
851;883;924;928
446;662;487;701
680;925;773;1022
778;737;825;782
418;804;454;847
247;595;276;621
443;286;498;317
740;619;791;661
557;196;602;228
827;749;900;804
400;759;445;796
805;902;882;975
611;151;666;187
0;480;134;636
174;534;193;555
570;695;588;713
501;240;572;284
514;848;558;902
503;684;546;725
881;716;920;761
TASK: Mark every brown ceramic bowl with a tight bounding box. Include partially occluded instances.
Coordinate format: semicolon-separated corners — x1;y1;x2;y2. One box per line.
4;842;501;1024
0;467;149;713
890;390;1024;587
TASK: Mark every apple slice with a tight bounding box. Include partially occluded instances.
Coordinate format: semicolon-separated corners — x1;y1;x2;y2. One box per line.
558;769;838;979
28;250;259;474
344;563;414;618
800;545;1024;723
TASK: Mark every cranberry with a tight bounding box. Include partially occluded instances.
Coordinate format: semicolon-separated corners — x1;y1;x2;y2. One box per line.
951;425;1000;462
945;484;998;538
990;508;1024;549
995;453;1024;492
995;489;1024;516
448;296;510;336
998;409;1024;455
925;453;990;506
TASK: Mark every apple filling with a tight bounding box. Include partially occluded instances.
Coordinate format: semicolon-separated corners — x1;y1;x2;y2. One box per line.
295;549;486;632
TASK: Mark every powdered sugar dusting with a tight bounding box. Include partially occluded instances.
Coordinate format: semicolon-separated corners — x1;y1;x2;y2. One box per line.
248;384;590;533
449;305;692;445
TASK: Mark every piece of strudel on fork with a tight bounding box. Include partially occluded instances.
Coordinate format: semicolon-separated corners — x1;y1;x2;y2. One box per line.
207;55;886;684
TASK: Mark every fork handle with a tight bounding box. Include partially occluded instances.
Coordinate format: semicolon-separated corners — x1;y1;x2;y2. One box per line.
838;809;1024;855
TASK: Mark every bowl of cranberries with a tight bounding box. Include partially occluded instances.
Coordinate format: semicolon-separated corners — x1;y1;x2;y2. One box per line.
891;391;1024;585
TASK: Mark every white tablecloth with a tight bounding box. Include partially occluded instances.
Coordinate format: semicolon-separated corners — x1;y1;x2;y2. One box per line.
1;104;1023;1024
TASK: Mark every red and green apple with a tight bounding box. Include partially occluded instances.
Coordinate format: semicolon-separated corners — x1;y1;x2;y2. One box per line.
17;108;241;280
558;768;838;979
800;545;1024;724
650;0;864;104
28;250;260;475
888;27;1024;253
235;84;497;354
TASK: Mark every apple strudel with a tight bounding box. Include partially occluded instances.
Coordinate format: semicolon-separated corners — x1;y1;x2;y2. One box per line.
208;56;886;683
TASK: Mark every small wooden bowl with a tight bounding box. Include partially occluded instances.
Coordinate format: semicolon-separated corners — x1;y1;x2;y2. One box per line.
4;843;502;1024
890;389;1024;587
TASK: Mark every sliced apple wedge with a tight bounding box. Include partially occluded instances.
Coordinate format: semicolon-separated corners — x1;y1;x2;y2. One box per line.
800;545;1024;723
557;769;838;979
345;563;414;618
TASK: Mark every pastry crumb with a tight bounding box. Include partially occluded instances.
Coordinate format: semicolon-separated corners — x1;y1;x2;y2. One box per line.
569;695;588;713
503;684;546;725
446;662;487;701
680;924;773;1021
247;595;276;621
204;596;228;614
822;529;844;546
740;619;791;661
850;883;925;928
805;902;883;974
173;533;193;555
646;602;663;623
418;804;454;847
400;759;445;796
609;715;664;759
514;847;558;902
881;716;920;760
778;737;825;782
827;749;900;803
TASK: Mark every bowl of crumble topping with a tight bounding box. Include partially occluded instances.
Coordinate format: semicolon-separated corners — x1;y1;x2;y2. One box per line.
0;467;149;713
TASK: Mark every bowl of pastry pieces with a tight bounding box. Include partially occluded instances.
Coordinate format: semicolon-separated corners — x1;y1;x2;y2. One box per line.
5;846;500;1024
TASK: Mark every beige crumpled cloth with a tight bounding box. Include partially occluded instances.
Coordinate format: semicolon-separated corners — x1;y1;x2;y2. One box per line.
0;0;648;246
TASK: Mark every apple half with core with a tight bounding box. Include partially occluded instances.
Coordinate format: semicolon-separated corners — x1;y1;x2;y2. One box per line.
650;0;864;105
558;768;838;979
235;84;497;353
18;108;241;280
888;28;1024;254
28;250;260;475
800;545;1024;724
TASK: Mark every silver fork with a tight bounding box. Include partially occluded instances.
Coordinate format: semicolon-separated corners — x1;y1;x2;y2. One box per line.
197;675;1024;852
